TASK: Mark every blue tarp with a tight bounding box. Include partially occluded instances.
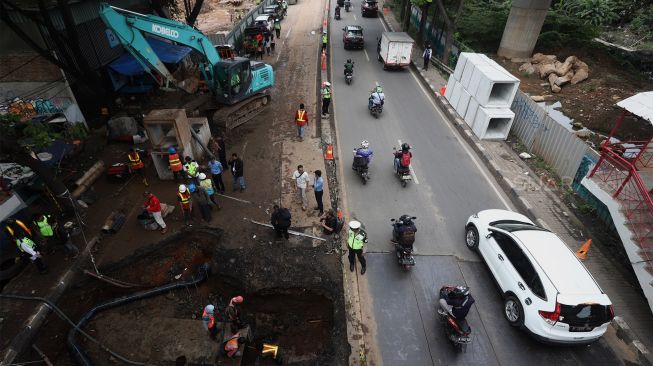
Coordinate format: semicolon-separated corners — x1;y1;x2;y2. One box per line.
109;37;192;76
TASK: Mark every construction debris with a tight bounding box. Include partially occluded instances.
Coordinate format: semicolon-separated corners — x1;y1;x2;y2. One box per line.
515;53;590;93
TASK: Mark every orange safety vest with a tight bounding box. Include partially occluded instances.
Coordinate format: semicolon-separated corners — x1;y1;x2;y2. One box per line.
169;153;183;172
128;152;144;170
295;110;307;126
225;335;240;356
202;309;216;329
177;191;191;208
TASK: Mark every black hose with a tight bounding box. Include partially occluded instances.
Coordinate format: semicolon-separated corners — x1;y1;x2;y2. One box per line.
67;263;211;366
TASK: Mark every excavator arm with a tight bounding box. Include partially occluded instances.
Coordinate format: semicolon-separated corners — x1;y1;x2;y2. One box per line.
99;3;221;90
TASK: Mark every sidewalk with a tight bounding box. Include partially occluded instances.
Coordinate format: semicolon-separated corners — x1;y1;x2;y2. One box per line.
380;7;653;366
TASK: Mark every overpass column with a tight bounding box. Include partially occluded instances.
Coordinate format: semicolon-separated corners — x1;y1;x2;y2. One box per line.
497;0;551;59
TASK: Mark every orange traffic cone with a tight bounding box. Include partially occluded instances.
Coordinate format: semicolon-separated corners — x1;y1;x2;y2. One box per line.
575;239;592;260
325;144;334;160
321;50;327;71
337;210;343;218
439;86;446;96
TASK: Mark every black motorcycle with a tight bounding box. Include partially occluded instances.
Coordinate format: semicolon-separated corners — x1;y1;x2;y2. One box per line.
345;70;353;85
352;155;370;184
390;216;416;271
335;6;341;20
437;286;473;352
345;0;351;11
393;148;412;187
369;98;383;118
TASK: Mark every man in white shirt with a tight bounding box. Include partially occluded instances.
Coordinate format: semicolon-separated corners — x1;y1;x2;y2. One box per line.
292;165;310;210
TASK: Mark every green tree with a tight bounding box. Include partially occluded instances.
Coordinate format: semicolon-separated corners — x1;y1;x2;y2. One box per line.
411;0;433;45
554;0;619;25
433;0;465;64
456;0;510;52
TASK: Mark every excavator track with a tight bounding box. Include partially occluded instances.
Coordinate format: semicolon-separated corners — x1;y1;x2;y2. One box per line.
212;93;272;130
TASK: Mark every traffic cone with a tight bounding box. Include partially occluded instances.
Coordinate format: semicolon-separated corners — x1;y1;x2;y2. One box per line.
324;144;334;160
321;50;327;71
575;239;592;260
439;86;446;96
337;210;343;218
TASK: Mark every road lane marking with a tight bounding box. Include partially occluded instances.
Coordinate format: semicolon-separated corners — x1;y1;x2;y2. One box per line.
376;11;510;209
353;15;357;21
398;139;419;184
274;27;292;63
285;27;292;38
375;81;379;86
363;49;370;62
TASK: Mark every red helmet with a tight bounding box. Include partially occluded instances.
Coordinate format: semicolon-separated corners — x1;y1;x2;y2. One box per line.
231;296;244;304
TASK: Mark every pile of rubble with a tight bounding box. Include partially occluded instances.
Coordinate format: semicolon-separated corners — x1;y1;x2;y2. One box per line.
515;53;590;93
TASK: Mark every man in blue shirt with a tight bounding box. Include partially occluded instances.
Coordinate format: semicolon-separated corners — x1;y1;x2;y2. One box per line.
313;170;324;215
208;158;226;194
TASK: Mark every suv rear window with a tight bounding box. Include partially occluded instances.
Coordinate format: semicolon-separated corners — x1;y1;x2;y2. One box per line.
559;303;613;328
492;221;548;233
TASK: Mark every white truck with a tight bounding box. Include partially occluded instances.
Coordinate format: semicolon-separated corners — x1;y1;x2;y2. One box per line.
376;32;414;70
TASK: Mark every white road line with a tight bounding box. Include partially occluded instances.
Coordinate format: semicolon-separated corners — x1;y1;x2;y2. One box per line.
363;49;370;62
377;10;510;208
408;70;511;208
375;81;379;86
274;27;292;63
353;15;357;21
398;139;419;184
285;27;292;38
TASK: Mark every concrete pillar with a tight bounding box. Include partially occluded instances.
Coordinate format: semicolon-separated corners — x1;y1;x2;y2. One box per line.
497;0;551;59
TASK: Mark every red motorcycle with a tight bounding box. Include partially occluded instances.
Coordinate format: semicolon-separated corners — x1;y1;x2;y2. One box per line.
437;286;473;352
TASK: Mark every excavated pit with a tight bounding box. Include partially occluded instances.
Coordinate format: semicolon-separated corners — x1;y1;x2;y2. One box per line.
18;228;347;365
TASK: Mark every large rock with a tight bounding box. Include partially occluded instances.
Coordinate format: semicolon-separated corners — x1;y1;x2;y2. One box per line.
554;72;574;86
519;62;536;75
531;53;556;64
571;69;588;84
530;95;555;102
538;62;557;79
548;73;561;93
555;56;577;76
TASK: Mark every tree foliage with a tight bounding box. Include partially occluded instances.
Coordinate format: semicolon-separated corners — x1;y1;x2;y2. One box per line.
554;0;619;25
536;9;599;49
631;5;653;32
455;0;510;52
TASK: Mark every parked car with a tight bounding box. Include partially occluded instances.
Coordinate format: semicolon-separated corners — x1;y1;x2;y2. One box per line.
361;0;378;17
465;209;614;344
342;25;364;49
253;14;274;35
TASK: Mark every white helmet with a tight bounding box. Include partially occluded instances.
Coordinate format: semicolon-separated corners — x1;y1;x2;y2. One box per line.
349;220;361;230
323;81;331;87
198;172;207;180
205;304;215;313
360;140;369;149
179;184;187;193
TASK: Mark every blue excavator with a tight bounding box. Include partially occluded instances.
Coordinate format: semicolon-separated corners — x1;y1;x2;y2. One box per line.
99;3;274;128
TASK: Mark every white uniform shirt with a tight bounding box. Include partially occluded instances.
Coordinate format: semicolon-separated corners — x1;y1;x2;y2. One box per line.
292;170;310;189
370;92;385;105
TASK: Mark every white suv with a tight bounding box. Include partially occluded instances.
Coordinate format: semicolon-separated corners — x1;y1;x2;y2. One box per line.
465;209;614;344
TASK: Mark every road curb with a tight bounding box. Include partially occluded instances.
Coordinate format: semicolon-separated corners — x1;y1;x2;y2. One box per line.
613;316;653;366
0;235;101;366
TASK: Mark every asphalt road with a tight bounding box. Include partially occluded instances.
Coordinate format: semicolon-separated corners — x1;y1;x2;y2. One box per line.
329;5;629;365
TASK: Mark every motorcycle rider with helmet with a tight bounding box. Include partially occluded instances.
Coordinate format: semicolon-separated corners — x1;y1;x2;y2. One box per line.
368;85;385;110
353;140;373;164
344;59;354;76
392;214;416;249
335;4;341;19
439;285;475;321
394;142;412;173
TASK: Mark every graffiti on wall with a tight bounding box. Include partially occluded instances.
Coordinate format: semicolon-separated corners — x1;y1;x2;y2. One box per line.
0;97;72;120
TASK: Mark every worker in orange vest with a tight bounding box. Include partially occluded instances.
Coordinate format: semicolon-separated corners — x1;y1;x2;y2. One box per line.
128;148;148;186
168;147;184;181
177;184;193;226
223;332;246;358
225;295;244;333
202;304;219;339
294;103;309;141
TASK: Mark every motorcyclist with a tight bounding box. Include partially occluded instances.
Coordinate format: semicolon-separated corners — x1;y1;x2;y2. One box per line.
344;59;354;76
368;85;385;110
392;215;416;249
439;286;475;321
335;4;341;18
353;140;373;164
344;0;351;10
394;142;412;173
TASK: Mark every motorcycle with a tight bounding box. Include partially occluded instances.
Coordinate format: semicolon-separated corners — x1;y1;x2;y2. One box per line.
345;0;351;11
437;286;473;352
393;148;412;187
345;70;353;85
390;216;416;271
335;7;341;20
369;98;383;118
352;154;370;184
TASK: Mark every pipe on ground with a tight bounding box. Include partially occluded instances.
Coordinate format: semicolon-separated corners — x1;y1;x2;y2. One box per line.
66;263;211;366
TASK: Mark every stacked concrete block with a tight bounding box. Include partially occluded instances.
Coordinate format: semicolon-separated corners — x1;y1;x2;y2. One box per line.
444;52;520;140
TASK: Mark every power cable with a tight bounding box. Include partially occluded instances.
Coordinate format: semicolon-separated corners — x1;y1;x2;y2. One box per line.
0;54;40;80
0;294;153;366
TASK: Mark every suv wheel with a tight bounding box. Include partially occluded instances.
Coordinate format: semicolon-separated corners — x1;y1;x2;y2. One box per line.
465;225;479;251
504;296;524;328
